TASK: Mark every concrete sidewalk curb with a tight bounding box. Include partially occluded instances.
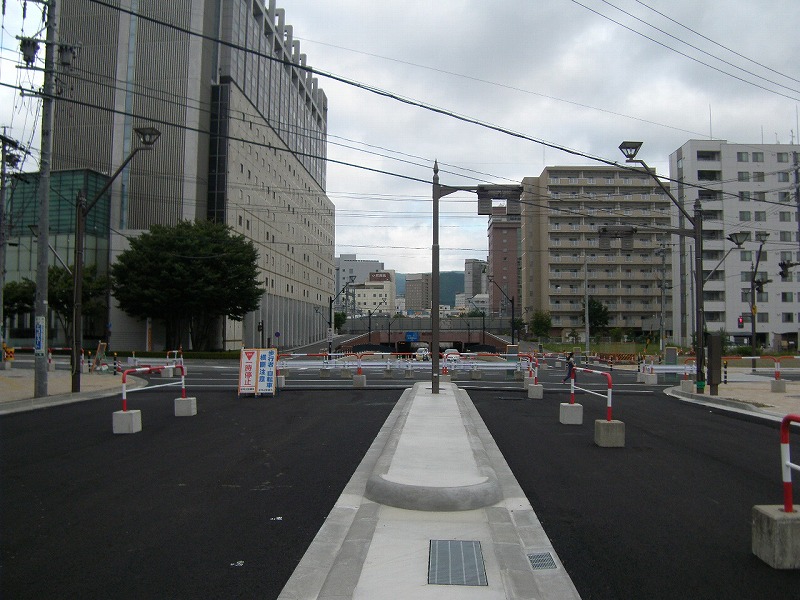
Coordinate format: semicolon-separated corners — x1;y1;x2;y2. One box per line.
0;376;147;416
664;385;786;421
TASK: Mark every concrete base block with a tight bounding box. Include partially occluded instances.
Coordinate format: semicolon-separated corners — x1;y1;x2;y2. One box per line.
514;370;524;381
752;505;800;569
772;379;787;393
383;369;393;379
174;397;197;417
319;368;330;378
353;374;366;388
341;368;352;379
595;419;625;447
47;361;56;372
276;375;285;388
440;374;451;382
2;360;11;370
112;410;142;434
160;366;174;377
470;369;482;380
559;402;583;425
555;361;562;368
680;379;694;393
404;369;414;379
636;371;645;383
643;373;658;385
527;383;543;399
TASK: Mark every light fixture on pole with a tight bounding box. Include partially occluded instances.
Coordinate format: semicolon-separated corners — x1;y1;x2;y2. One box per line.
432;163;523;393
71;126;160;393
328;275;355;355
488;276;515;345
620;141;706;392
750;232;771;357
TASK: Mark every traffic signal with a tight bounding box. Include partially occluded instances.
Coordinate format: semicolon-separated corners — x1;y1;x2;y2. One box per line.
257;320;264;332
738;316;744;329
779;261;790;281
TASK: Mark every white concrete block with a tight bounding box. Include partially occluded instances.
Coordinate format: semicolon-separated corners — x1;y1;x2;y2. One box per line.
527;384;543;399
353;374;366;388
559;402;583;425
595;419;625;447
113;410;142;434
771;379;787;393
174;397;197;417
752;505;800;569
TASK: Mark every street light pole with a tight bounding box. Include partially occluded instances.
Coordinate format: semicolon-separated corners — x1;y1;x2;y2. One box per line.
328;275;355;355
71;127;160;392
750;233;770;357
620;141;706;392
488;276;515;345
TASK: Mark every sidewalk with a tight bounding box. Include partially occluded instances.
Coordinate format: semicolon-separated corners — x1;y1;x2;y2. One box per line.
0;366;142;415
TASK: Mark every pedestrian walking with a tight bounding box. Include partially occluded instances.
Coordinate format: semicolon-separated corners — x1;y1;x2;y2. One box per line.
562;352;575;383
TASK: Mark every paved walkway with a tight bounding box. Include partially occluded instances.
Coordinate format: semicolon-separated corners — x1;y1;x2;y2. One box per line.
0;366;141;415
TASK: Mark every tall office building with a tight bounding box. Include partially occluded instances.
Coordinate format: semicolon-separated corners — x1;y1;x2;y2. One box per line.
52;0;334;349
487;207;520;318
335;254;384;312
670;140;800;349
405;273;432;313
464;259;487;300
521;166;673;340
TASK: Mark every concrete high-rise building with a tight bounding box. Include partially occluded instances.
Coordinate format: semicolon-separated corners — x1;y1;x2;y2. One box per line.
670;140;800;349
52;0;334;350
335;254;384;312
521;165;673;340
353;270;396;314
487;208;520;318
405;273;432;312
464;259;487;300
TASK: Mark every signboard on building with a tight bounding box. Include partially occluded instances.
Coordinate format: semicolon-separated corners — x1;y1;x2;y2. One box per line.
370;271;391;282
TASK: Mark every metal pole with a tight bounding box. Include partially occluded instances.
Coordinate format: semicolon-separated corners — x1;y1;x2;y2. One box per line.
584;253;589;357
328;295;333;355
432;162;440;393
0;135;11;349
693;200;705;391
72;192;86;392
34;2;59;398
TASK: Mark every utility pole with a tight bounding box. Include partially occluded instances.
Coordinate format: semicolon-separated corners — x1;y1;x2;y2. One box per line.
27;0;60;398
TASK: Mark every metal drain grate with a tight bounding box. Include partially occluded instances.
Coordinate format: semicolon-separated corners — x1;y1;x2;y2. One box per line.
528;552;558;570
428;540;488;586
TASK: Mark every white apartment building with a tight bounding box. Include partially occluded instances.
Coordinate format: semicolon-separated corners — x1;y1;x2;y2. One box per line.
521;166;673;341
670;140;800;349
353;271;396;315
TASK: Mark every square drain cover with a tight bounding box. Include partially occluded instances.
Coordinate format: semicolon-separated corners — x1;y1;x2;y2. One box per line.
528;552;558;570
428;540;488;586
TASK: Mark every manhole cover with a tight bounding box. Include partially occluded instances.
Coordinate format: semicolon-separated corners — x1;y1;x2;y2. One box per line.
428;540;488;586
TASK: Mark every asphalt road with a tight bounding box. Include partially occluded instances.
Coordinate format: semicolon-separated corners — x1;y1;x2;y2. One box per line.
3;364;800;599
472;385;800;599
1;386;400;599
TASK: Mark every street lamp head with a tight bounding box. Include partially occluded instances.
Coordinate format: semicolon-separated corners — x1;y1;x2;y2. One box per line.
755;231;770;243
726;231;749;247
134;127;161;147
619;141;643;161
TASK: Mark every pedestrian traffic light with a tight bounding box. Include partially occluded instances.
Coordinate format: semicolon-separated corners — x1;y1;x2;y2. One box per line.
738;316;744;329
257;320;263;332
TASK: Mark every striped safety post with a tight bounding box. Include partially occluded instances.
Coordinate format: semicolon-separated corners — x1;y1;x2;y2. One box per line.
780;414;800;513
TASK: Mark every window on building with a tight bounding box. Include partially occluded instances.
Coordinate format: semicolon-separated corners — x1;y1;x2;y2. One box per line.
754;211;767;222
777;152;789;163
780;212;793;222
782;292;794;302
739;191;751;202
738;171;750;182
778;172;790;182
753;172;765;182
736;152;749;162
752;152;764;162
739;211;751;221
740;250;752;261
779;192;791;203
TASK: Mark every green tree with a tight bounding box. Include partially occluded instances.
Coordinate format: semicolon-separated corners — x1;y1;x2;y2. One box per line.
334;311;347;331
111;220;264;350
528;309;552;338
3;278;35;317
585;297;610;335
47;265;109;345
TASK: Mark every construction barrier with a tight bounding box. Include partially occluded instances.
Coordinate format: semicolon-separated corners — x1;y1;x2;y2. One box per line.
120;364;187;412
781;414;800;514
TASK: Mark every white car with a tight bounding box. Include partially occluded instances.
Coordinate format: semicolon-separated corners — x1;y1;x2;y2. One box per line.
414;348;430;361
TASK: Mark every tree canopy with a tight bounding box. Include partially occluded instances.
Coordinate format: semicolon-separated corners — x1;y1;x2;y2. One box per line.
110;220;264;350
528;309;552;338
585;297;610;334
47;265;109;344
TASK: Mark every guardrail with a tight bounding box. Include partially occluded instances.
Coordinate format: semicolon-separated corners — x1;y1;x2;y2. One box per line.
780;414;800;513
569;367;614;421
120;364;187;411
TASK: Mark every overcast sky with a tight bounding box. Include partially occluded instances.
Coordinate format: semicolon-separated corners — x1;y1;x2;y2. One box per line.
2;1;799;274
